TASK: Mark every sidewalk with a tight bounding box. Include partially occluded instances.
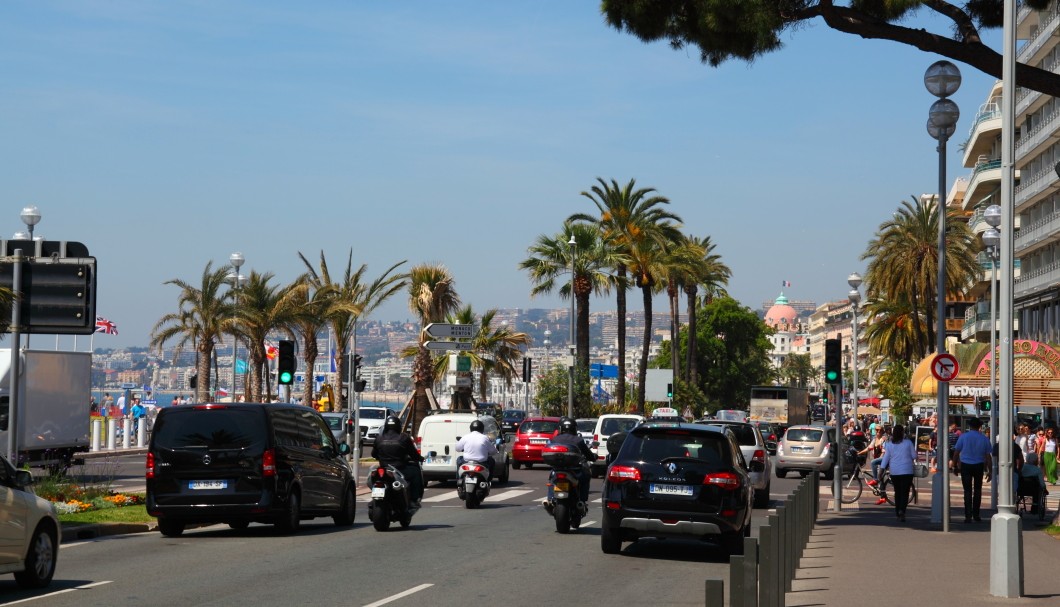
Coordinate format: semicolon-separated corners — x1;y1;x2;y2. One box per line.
788;477;1059;606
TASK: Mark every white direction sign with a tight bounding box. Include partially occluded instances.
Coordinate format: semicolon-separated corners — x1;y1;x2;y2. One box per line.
425;323;474;339
931;353;959;382
425;340;472;352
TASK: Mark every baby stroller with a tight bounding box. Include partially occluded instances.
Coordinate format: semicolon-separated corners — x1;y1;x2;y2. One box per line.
1016;474;1048;522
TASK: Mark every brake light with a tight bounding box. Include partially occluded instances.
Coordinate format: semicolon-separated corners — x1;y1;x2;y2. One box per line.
192;404;226;410
752;449;766;464
146;452;155;479
703;471;741;490
607;465;641;483
461;464;484;473
377;467;386;478
593;434;599;443
262;448;276;477
769;434;776;442
555;471;568;481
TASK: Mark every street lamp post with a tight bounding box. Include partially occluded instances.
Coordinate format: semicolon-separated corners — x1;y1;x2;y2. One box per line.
543;329;551;371
982;206;1001;513
229;252;245;402
568;234;576;418
848;272;862;414
19;206;41;350
925;59;961;531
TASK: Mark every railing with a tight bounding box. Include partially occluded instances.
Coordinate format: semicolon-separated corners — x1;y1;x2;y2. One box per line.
1015;257;1060;297
1018;10;1060;64
1016;105;1060;156
1016;54;1060;116
961;102;1001;149
1014;164;1056;203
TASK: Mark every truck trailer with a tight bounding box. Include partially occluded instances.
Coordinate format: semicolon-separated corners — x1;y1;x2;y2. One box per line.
749;385;809;427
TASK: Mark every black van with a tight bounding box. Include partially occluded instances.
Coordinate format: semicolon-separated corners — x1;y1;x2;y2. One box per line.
146;403;356;537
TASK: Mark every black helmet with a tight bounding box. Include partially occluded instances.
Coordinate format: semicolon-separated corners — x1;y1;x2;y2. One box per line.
383;415;402;434
560;417;577;435
470;419;485;433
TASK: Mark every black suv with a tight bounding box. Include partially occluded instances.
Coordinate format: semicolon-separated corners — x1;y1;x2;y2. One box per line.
600;421;753;555
501;409;526;434
146;403;356;537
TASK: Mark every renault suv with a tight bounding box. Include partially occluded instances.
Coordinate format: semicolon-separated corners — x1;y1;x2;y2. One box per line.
599;421;753;555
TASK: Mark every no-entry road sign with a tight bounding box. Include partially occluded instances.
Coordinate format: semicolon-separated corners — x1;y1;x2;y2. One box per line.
931;353;959;382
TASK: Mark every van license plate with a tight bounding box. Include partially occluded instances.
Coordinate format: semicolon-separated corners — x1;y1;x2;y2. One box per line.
189;480;227;490
650;484;693;496
426;456;449;464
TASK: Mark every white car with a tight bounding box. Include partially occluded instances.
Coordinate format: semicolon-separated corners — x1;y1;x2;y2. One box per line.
589;414;644;477
703;421;773;508
357;406;392;445
0;455;59;588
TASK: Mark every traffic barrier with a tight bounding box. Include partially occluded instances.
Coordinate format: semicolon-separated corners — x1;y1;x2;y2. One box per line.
91;418;102;452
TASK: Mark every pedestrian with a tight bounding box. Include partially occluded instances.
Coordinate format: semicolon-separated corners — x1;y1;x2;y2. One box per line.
953;417;993;523
102;392;114;419
947;421;963;475
1016;423;1035;462
880;425;917;522
1036;426;1058;485
115;392;127;418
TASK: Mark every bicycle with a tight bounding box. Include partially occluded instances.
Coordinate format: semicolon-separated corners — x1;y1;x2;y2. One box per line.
830;465;918;506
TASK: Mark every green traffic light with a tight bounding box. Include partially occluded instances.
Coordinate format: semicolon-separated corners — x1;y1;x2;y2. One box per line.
825;370;838;382
279;371;293;384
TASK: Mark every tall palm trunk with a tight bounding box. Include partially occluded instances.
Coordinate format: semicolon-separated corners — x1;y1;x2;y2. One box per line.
684;284;698;386
667;280;679;386
196;341;212;402
302;333;319;406
637;283;654;414
409;344;434;435
576;291;591;371
616;267;627;409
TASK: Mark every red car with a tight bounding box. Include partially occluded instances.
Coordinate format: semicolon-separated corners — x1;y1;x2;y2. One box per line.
511;417;561;469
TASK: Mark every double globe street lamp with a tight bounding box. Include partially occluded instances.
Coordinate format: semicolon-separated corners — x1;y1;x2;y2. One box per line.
229;252;245;402
982;205;1002;512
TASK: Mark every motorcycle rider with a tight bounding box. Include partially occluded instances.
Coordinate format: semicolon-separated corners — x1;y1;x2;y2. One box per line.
371;415;425;505
548;417;594;504
455;419;499;479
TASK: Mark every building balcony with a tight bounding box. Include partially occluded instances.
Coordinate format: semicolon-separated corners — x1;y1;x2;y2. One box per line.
1017;9;1060;66
1016;55;1060;119
1015;164;1059;212
1014;258;1059;300
962;101;1001;167
1015;209;1060;256
1015;104;1060;161
961;301;993;342
963;158;1003;211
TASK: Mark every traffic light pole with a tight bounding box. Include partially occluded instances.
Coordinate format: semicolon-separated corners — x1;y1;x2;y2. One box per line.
832;381;842;512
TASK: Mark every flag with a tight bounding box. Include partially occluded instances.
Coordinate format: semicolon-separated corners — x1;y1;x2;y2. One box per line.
95;316;118;334
330;348;337;373
781;280;792;288
266;343;278;360
235;359;248;374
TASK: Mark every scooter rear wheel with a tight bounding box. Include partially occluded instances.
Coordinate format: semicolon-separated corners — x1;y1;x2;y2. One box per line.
371;504;390;531
554;503;571;534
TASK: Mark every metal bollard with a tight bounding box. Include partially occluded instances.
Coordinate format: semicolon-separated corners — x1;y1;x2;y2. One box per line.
786;498;796;588
137;419;147;447
759;522;777;607
743;537;759;607
123;417;132;449
705;579;724;606
106;418;116;450
730;554;745;607
91;418;102;452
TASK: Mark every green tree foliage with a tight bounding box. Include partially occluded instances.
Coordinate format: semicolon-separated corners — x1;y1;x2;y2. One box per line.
600;1;1060;96
780;353;815;389
877;361;914;421
534;366;596;418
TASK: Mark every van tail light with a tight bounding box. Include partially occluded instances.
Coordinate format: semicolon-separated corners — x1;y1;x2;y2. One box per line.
704;471;741;490
415;435;422;455
146;452;155;479
607;465;641;483
752;449;767;465
262;448;276;477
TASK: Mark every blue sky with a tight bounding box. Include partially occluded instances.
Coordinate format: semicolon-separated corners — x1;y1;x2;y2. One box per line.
2;2;1003;349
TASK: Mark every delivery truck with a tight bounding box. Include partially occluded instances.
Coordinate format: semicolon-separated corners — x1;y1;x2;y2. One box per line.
0;349;92;471
749;385;809;427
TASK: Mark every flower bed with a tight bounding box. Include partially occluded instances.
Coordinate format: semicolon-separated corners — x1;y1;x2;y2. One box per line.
51;493;144;515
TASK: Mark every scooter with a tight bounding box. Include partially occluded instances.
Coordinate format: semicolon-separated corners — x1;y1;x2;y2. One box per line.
367;464;419;531
542;445;588;534
456;460;492;509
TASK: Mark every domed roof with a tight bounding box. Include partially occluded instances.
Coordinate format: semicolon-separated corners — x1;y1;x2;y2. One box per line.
764;292;798;329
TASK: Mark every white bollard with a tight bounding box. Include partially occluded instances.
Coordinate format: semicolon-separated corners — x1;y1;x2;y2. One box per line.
106;418;116;450
137;419;147;447
91;418;102;452
123;418;132;449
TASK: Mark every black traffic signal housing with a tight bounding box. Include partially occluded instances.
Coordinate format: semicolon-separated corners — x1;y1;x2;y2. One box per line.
666;383;673;399
353;353;367;392
189;374;198;390
522;357;532;383
824;338;842;384
277;340;295;385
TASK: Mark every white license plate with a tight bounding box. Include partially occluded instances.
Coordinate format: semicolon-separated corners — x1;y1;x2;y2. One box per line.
465;477;478;486
530;438;547;444
791;447;812;453
371;487;386;498
188;480;227;490
426;456;450;464
650;483;693;496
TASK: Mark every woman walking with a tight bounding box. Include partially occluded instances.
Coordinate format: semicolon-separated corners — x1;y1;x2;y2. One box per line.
1037;426;1058;485
880;425;917;522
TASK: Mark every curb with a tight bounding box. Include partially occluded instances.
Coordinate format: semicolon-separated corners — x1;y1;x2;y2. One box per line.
62;522;155;543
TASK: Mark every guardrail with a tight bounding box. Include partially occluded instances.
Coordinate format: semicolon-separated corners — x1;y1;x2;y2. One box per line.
705;474;819;607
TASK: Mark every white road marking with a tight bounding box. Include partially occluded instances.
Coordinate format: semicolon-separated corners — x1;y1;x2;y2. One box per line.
0;581;112;606
487;489;534;502
591;497;602;503
580;520;597;526
422;492;461;503
362;583;434;607
60;541;92;549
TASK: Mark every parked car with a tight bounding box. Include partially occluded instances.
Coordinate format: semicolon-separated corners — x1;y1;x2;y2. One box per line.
511;417;561;469
702;421;772;507
146;403;357;537
417;412;509;484
775;425;853;480
0;454;58;588
501;409;527;434
590;414;645;477
599;420;753;555
751;421;783;455
576;418;598;447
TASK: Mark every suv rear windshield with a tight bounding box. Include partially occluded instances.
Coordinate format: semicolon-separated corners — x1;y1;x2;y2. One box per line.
503;410;526;420
521;420;558;434
713;423;757;446
601;417;640;435
154;408;266;450
626;431;732;466
786;428;824;442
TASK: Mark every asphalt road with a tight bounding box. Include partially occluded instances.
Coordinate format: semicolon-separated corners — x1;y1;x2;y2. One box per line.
2;463;803;607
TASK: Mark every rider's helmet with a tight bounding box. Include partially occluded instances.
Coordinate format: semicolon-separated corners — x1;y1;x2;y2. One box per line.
559;417;578;435
470;419;485;433
383;415;402;434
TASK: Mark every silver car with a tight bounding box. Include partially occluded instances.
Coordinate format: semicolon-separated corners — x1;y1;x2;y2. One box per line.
775;425;853;480
704;421;772;508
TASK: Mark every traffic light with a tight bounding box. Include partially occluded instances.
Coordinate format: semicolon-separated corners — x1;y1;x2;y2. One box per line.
189;374;198;390
821;389;828;403
353;353;367;392
667;383;673;399
277;340;295;385
979;396;992;412
824;338;842;384
522;357;532;383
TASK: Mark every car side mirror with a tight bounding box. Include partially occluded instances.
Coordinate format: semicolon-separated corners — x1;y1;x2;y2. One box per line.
338;443;351;456
15;469;33;489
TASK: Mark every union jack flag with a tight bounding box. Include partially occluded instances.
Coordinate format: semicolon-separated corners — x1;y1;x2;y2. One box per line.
95;316;118;335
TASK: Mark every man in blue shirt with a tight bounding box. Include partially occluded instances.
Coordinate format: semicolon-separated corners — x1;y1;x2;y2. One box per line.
953;418;993;523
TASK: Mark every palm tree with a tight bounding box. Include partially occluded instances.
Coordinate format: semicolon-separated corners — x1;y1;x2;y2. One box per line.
682;235;730;387
150;261;233;402
520;222;620;373
287;279;331;406
861;196;980;357
406;264;460;433
570;177;681;408
860;296;925;365
780;353;815;388
628;228;682;413
230;270;303;403
299;250;407;402
436;306;532;406
658;234;705;388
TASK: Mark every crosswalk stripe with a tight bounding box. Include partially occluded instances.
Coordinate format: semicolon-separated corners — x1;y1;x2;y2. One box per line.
422;491;461;503
487;489;534;502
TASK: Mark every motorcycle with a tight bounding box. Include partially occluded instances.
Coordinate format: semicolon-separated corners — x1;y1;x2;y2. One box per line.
456;460;492;509
367;464;419;531
542;444;588;534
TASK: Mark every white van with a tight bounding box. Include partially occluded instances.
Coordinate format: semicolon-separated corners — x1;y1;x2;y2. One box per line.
589;413;644;477
417;413;510;484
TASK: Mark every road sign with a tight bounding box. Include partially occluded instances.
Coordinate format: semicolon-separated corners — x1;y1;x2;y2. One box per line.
930;353;959;381
425;341;472;351
590;363;619;378
450;354;472;372
446;374;472;387
424;323;474;339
